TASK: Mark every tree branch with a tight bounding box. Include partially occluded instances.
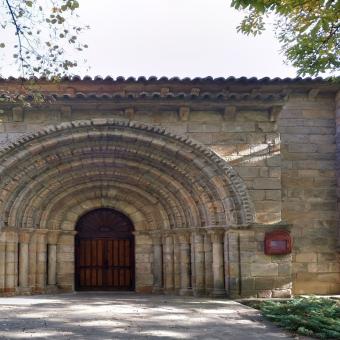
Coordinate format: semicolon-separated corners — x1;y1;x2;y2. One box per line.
4;0;25;77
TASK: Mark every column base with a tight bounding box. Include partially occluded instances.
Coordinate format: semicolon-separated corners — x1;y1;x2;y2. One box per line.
211;288;226;297
152;286;164;294
46;285;59;294
179;288;193;296
17;287;31;295
193;288;205;297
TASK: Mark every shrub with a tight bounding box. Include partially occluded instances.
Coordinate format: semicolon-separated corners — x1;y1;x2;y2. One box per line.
259;297;340;339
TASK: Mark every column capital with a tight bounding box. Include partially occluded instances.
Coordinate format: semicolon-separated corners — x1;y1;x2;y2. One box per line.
47;230;61;244
19;231;32;243
151;234;162;245
35;228;49;235
208;230;225;243
176;232;190;244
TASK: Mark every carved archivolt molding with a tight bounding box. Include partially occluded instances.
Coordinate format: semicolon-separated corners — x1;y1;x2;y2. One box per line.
0;119;255;230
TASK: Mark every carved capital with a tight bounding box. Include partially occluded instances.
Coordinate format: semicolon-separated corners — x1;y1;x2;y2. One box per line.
208;230;224;243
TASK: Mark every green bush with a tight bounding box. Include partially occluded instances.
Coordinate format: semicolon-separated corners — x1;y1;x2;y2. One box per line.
259;297;340;339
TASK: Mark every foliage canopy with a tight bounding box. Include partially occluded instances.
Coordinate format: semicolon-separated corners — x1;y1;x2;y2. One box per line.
231;0;340;76
0;0;88;78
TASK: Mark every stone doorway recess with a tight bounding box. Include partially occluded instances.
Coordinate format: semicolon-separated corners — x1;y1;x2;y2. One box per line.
75;208;135;291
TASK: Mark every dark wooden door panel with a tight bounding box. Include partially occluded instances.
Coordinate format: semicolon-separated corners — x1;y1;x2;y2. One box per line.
76;238;133;290
75;208;135;291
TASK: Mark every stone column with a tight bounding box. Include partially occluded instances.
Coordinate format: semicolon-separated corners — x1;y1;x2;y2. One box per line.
35;230;48;292
178;233;192;296
4;229;18;294
224;231;230;294
204;233;213;294
0;233;6;293
173;239;181;292
152;235;163;293
47;245;57;285
47;231;60;290
18;231;31;291
28;232;37;289
57;231;76;291
210;230;226;297
163;235;174;292
193;232;205;296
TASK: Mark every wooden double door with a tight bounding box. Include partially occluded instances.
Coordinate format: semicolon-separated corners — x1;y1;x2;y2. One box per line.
75;208;135;291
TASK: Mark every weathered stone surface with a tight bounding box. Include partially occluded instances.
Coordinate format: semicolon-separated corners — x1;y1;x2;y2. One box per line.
0;78;338;299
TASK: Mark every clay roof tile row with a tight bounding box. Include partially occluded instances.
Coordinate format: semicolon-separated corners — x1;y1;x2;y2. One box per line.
49;91;286;101
0;75;328;84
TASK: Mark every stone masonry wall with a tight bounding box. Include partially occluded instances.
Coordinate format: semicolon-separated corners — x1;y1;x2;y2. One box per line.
0;79;339;296
0;103;281;226
280;93;340;294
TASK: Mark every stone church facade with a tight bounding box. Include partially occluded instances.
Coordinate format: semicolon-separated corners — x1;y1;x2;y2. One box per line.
0;76;339;298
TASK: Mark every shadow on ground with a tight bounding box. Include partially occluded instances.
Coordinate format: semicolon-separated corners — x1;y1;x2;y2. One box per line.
0;292;294;339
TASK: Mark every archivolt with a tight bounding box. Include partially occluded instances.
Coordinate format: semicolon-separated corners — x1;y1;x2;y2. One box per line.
0;119;254;230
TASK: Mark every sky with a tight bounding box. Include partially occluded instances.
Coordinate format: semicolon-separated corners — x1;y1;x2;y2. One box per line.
2;0;300;78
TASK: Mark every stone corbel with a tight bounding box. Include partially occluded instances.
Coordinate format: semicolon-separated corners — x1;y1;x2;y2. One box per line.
60;105;72;120
125;107;135;120
223;106;236;120
190;88;200;96
160;87;170;96
268;105;282;122
308;88;320;100
12;106;24;122
178;106;190;121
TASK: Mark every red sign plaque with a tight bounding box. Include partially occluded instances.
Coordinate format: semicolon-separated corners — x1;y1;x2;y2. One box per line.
264;230;292;255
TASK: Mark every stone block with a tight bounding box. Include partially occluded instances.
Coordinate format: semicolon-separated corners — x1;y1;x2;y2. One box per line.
253;178;281;190
296;253;317;263
257;290;272;298
251;263;278;276
272;289;291;298
222;122;255;132
278;263;292;276
288;143;317;153
240;277;255;291
255;278;275;290
265;190;281;201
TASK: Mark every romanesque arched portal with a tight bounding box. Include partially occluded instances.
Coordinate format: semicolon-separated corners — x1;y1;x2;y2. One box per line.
0;119;254;296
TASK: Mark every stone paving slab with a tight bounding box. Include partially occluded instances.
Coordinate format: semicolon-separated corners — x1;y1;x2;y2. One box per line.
0;292;300;339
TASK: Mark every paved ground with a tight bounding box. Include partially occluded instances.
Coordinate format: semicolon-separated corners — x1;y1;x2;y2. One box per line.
0;292;297;339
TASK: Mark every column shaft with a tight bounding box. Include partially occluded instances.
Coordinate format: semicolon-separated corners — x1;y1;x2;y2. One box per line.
36;232;47;292
47;244;57;286
163;235;174;292
179;233;192;295
173;240;181;291
5;239;18;293
193;233;205;296
152;237;163;292
29;233;37;289
19;243;29;288
204;234;213;294
0;241;5;292
211;232;225;297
